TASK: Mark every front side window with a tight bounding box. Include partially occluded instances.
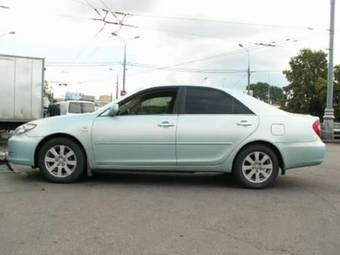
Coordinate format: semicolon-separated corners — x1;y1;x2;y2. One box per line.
119;89;178;115
185;87;252;114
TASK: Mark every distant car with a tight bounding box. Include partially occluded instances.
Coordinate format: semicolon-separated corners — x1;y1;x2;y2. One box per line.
49;100;95;116
8;85;325;188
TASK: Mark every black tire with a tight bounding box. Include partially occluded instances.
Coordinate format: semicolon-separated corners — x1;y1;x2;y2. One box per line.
38;137;86;183
233;144;279;189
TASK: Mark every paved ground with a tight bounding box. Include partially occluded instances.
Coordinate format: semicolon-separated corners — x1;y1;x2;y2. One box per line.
0;144;340;255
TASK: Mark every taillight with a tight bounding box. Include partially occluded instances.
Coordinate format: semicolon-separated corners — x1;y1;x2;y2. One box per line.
312;119;321;137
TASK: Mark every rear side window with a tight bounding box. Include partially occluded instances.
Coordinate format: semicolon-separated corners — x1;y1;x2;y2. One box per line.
185;87;252;114
69;103;82;113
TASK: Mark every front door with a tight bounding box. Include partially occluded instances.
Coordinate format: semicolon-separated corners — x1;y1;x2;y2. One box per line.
92;87;179;168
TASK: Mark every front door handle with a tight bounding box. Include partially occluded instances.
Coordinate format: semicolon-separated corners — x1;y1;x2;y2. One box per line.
158;121;175;128
236;120;253;127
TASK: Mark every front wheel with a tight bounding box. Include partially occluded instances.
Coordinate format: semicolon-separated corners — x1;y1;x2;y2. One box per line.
38;137;85;183
233;145;279;189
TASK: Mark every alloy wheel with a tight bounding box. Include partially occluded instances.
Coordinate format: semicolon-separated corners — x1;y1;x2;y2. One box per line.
44;145;77;178
241;151;273;184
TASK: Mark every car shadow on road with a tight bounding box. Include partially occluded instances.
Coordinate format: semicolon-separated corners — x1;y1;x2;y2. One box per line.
12;169;244;189
8;168;325;191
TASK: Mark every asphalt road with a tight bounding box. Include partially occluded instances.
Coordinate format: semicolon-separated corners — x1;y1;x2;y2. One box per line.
0;144;340;255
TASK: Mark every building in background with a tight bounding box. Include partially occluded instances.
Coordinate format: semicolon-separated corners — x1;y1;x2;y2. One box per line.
96;95;112;107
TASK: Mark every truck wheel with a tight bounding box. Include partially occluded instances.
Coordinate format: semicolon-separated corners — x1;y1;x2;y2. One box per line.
233;144;279;189
38;137;85;183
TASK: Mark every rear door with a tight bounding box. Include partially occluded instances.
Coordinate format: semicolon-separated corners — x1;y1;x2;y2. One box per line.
176;87;259;166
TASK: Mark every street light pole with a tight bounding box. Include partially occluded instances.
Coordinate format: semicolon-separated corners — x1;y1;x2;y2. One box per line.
239;44;250;94
109;67;119;100
112;33;140;95
323;0;336;140
122;42;127;93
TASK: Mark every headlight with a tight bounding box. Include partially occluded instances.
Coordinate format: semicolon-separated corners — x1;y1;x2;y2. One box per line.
13;123;37;136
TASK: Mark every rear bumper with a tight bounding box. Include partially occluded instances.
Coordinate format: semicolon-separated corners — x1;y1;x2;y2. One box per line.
8;135;41;166
275;140;326;170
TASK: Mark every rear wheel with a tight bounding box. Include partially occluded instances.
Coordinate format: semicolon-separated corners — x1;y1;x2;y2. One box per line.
38;137;85;183
233;144;279;189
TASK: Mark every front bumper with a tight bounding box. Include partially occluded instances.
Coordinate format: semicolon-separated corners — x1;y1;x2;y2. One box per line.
8;135;42;166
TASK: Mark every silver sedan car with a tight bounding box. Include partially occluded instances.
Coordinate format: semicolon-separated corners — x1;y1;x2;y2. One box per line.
8;85;326;188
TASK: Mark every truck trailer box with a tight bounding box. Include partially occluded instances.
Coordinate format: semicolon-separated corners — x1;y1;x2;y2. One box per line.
0;54;44;130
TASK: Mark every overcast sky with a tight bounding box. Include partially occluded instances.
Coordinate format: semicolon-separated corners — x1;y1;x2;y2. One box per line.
0;0;339;98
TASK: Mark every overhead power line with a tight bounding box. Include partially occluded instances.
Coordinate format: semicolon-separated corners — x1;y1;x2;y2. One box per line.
68;0;326;32
46;61;282;74
131;12;320;31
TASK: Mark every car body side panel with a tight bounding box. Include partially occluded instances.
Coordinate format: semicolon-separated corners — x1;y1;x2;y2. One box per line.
223;114;326;172
176;114;259;167
8;114;97;168
91;115;177;167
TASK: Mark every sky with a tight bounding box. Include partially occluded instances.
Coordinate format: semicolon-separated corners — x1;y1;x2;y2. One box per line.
0;0;339;98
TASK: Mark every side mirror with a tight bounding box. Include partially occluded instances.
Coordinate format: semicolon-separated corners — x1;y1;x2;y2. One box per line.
108;103;119;116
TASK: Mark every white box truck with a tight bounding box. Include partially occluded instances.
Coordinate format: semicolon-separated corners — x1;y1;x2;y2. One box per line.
0;54;44;130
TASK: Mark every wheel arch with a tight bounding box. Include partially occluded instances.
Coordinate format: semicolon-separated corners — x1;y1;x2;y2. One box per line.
34;133;88;168
232;140;285;175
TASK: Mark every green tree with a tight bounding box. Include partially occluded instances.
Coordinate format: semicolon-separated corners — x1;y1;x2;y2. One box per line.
282;49;327;118
282;49;340;120
248;82;284;105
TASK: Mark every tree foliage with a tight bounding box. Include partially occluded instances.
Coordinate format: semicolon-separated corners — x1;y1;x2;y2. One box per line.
281;49;340;120
248;82;284;105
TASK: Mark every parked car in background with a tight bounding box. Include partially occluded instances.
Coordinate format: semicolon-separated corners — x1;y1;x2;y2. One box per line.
8;85;325;188
49;100;95;116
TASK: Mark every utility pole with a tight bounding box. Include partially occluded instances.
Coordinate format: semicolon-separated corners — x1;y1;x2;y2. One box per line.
267;73;271;104
239;42;277;96
122;42;127;94
112;33;140;96
109;67;119;101
239;44;250;94
323;0;336;140
116;74;119;99
247;52;250;94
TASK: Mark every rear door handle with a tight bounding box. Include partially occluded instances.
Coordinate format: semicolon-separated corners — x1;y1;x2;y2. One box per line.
236;120;253;127
158;121;175;128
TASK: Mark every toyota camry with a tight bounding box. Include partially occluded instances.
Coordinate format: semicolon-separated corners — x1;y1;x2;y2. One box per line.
8;85;326;188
